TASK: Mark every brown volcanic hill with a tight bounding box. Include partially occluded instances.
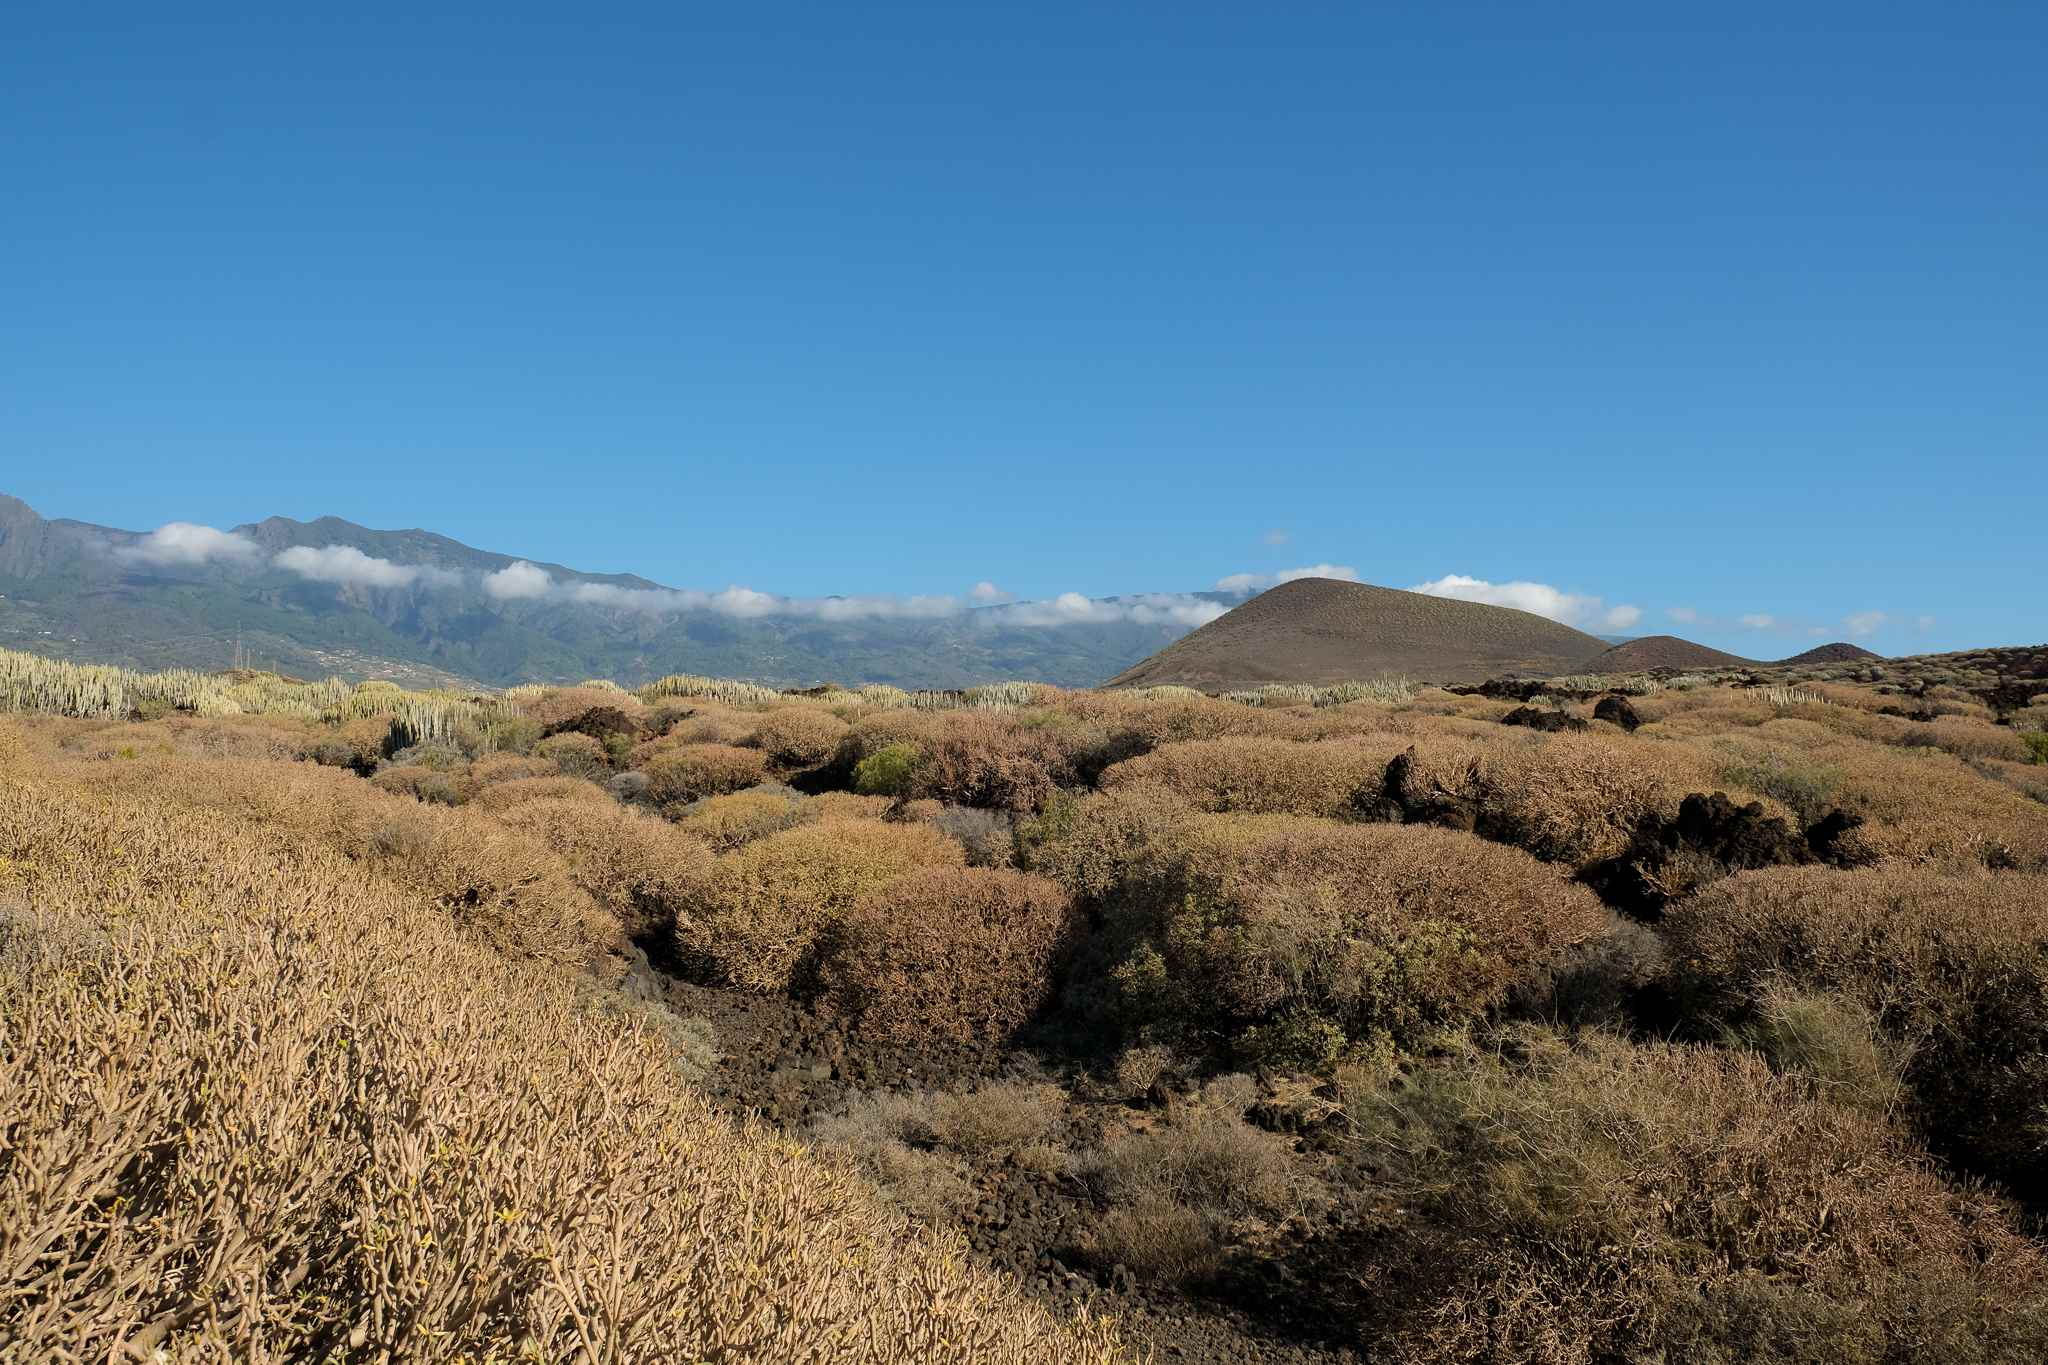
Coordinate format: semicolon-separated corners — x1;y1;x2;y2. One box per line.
1779;642;1881;665
1577;635;1759;672
1104;578;1608;689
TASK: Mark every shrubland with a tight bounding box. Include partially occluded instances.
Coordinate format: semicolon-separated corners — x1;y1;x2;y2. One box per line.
5;649;2048;1362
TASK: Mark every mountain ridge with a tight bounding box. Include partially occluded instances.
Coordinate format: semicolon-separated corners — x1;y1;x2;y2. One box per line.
0;494;1225;689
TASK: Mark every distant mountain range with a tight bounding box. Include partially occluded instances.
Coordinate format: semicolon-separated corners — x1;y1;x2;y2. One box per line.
0;494;1232;689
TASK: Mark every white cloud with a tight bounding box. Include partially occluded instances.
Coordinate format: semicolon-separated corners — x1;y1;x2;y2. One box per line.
1667;606;1700;625
1409;574;1642;632
1216;564;1360;594
118;522;262;568
1844;610;1889;637
970;581;1011;604
1740;613;1777;629
988;591;1226;629
1262;529;1292;547
484;560;555;600
274;544;450;590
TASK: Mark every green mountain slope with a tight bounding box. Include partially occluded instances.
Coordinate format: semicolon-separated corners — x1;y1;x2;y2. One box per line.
0;495;1220;689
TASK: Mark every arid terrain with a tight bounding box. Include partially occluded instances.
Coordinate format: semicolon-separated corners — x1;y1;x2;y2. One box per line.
5;625;2048;1362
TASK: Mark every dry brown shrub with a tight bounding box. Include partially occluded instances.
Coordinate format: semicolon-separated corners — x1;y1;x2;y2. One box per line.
677;819;965;993
51;713;331;764
1918;715;2034;763
534;728;610;777
1019;784;1195;907
1080;1103;1302;1285
496;796;715;940
1095;817;1609;1052
805;1093;977;1222
1632;694;1777;738
838;709;949;765
1695;729;2048;867
800;791;896;824
902;712;1074;813
661;703;757;747
1356;1027;2048;1364
910;802;1019;866
1667;864;2048;1204
1473;733;1731;867
1287;700;1416;740
642;743;771;808
507;683;650;730
1397;688;1518;722
744;705;850;767
919;1079;1070;1156
453;751;556;799
1100;736;1395;818
0;742;1131;1361
45;752;621;969
1065;692;1311;747
817;867;1075;1044
673;785;805;850
367;763;460;804
464;773;615;811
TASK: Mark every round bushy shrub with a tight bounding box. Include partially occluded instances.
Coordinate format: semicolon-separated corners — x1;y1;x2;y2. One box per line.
903;713;1073;813
534;730;610;779
1074;816;1610;1059
853;743;921;797
498;796;714;940
676;819;964;993
745;707;850;769
1018;786;1193;906
673;786;804;851
816;867;1076;1044
642;744;771;808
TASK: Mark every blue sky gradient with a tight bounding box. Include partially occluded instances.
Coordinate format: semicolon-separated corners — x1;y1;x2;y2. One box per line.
5;2;2043;653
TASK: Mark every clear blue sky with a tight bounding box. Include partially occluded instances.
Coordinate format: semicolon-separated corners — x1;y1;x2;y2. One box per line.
6;2;2043;652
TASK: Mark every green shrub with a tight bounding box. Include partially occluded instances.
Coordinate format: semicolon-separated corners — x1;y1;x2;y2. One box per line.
853;742;921;797
2024;732;2048;765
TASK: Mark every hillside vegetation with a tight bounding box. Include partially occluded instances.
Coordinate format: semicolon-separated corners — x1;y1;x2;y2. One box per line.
5;642;2048;1361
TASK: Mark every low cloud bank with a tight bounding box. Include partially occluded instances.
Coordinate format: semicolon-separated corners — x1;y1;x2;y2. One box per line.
275;545;460;590
1410;574;1642;631
117;523;262;568
479;560;1218;627
988;592;1226;628
1214;564;1360;594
